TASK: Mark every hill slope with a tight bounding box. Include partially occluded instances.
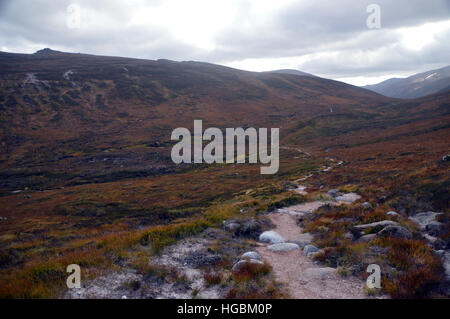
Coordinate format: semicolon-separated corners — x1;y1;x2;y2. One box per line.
363;65;450;99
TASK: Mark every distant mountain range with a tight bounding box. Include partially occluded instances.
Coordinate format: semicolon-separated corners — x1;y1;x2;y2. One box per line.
363;65;450;99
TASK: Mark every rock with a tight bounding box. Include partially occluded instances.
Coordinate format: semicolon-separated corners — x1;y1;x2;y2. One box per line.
303;245;319;256
267;243;299;252
386;211;398;216
424;234;446;250
343;232;354;241
259;231;285;244
299;267;335;283
377;225;412;239
353;220;398;230
277;208;289;213
425;221;445;237
362;202;372;209
296;233;314;247
327;189;339;197
231;259;264;273
335;193;361;203
356;234;376;243
241;251;261;261
223;220;240;232
121;295;127;299
409;211;443;231
442;155;450;162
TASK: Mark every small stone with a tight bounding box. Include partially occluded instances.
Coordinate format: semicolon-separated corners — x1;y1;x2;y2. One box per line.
121;295;127;299
259;231;285;244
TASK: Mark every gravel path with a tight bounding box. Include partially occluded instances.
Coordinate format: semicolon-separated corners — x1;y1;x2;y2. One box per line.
257;203;367;299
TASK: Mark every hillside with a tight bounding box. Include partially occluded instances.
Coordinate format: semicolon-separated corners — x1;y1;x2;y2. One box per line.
0;49;391;193
0;49;449;299
363;65;450;99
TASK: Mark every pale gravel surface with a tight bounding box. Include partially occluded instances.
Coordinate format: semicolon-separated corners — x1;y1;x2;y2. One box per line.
257;205;367;299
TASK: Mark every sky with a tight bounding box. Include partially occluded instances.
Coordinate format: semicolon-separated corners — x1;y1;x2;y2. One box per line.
0;0;449;85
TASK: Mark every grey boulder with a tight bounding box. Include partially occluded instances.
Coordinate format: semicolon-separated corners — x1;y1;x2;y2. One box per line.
303;245;319;256
259;231;285;244
377;225;412;239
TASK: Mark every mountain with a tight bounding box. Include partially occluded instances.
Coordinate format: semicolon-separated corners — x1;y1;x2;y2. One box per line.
363;65;450;99
0;48;394;191
265;69;317;77
0;49;449;299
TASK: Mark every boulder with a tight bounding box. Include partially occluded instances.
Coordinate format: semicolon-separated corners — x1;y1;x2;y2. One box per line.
377;225;412;239
231;259;264;273
353;220;398;230
259;231;285;244
362;202;372;209
303;245;319;256
241;251;261;261
386;211;398;216
335;193;361;203
267;243;299;252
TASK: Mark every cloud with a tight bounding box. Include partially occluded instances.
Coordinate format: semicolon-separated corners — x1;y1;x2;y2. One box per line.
0;0;449;85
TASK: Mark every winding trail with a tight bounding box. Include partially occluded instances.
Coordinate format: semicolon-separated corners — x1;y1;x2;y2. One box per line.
257;203;366;299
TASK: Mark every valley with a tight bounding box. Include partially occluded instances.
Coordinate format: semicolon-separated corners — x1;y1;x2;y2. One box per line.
0;49;448;299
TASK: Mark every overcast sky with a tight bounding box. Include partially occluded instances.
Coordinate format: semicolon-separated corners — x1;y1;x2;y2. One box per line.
1;0;449;85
